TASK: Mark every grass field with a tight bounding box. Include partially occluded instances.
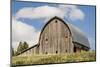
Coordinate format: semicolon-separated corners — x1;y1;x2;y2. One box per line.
12;51;96;66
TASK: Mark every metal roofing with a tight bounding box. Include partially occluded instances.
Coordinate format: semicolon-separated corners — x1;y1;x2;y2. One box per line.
66;22;90;48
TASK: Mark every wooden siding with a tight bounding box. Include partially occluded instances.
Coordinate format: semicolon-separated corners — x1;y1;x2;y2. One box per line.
39;18;73;54
74;42;89;52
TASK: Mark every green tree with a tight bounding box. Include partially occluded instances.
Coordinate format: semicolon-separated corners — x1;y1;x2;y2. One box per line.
16;41;29;54
17;42;23;53
23;41;29;50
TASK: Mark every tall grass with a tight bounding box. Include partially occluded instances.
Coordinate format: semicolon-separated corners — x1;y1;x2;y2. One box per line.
12;51;96;66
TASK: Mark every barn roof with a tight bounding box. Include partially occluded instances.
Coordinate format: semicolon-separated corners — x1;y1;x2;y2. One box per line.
40;16;90;49
67;21;90;48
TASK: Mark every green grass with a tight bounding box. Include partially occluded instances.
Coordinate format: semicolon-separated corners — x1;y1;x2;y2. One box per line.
12;51;96;66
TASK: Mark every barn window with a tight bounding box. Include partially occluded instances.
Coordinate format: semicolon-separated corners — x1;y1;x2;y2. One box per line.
65;35;68;38
66;50;67;52
45;38;48;41
45;52;48;54
55;20;57;23
74;47;77;52
37;45;39;48
56;51;58;54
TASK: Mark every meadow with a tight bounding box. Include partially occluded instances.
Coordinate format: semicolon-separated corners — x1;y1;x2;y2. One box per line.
12;51;96;66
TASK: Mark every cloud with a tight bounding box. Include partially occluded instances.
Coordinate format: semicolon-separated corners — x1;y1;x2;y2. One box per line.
12;18;40;50
15;5;85;21
69;9;85;21
16;6;65;19
59;5;85;21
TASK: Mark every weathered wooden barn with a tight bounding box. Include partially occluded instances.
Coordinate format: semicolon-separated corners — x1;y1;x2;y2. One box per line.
18;16;90;56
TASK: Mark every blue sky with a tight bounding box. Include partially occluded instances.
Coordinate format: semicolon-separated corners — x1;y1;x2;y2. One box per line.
12;1;96;50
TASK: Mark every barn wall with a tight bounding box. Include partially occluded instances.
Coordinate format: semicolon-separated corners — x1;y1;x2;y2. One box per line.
73;42;89;52
39;18;73;54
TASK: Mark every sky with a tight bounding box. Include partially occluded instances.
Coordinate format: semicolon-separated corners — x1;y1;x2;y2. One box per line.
12;1;96;50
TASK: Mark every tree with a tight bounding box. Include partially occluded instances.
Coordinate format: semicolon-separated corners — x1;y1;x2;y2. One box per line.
23;41;29;50
16;41;29;54
17;42;23;53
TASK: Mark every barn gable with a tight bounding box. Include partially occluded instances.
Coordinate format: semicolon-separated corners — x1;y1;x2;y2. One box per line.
39;16;73;54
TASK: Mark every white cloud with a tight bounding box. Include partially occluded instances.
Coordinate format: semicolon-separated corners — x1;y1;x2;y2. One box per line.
12;18;40;50
15;5;85;21
16;6;65;19
59;5;85;21
69;9;85;21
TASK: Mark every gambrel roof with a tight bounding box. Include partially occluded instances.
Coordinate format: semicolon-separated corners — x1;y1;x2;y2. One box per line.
39;16;90;48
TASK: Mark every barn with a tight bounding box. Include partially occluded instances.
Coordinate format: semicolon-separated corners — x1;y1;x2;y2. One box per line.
18;16;90;56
